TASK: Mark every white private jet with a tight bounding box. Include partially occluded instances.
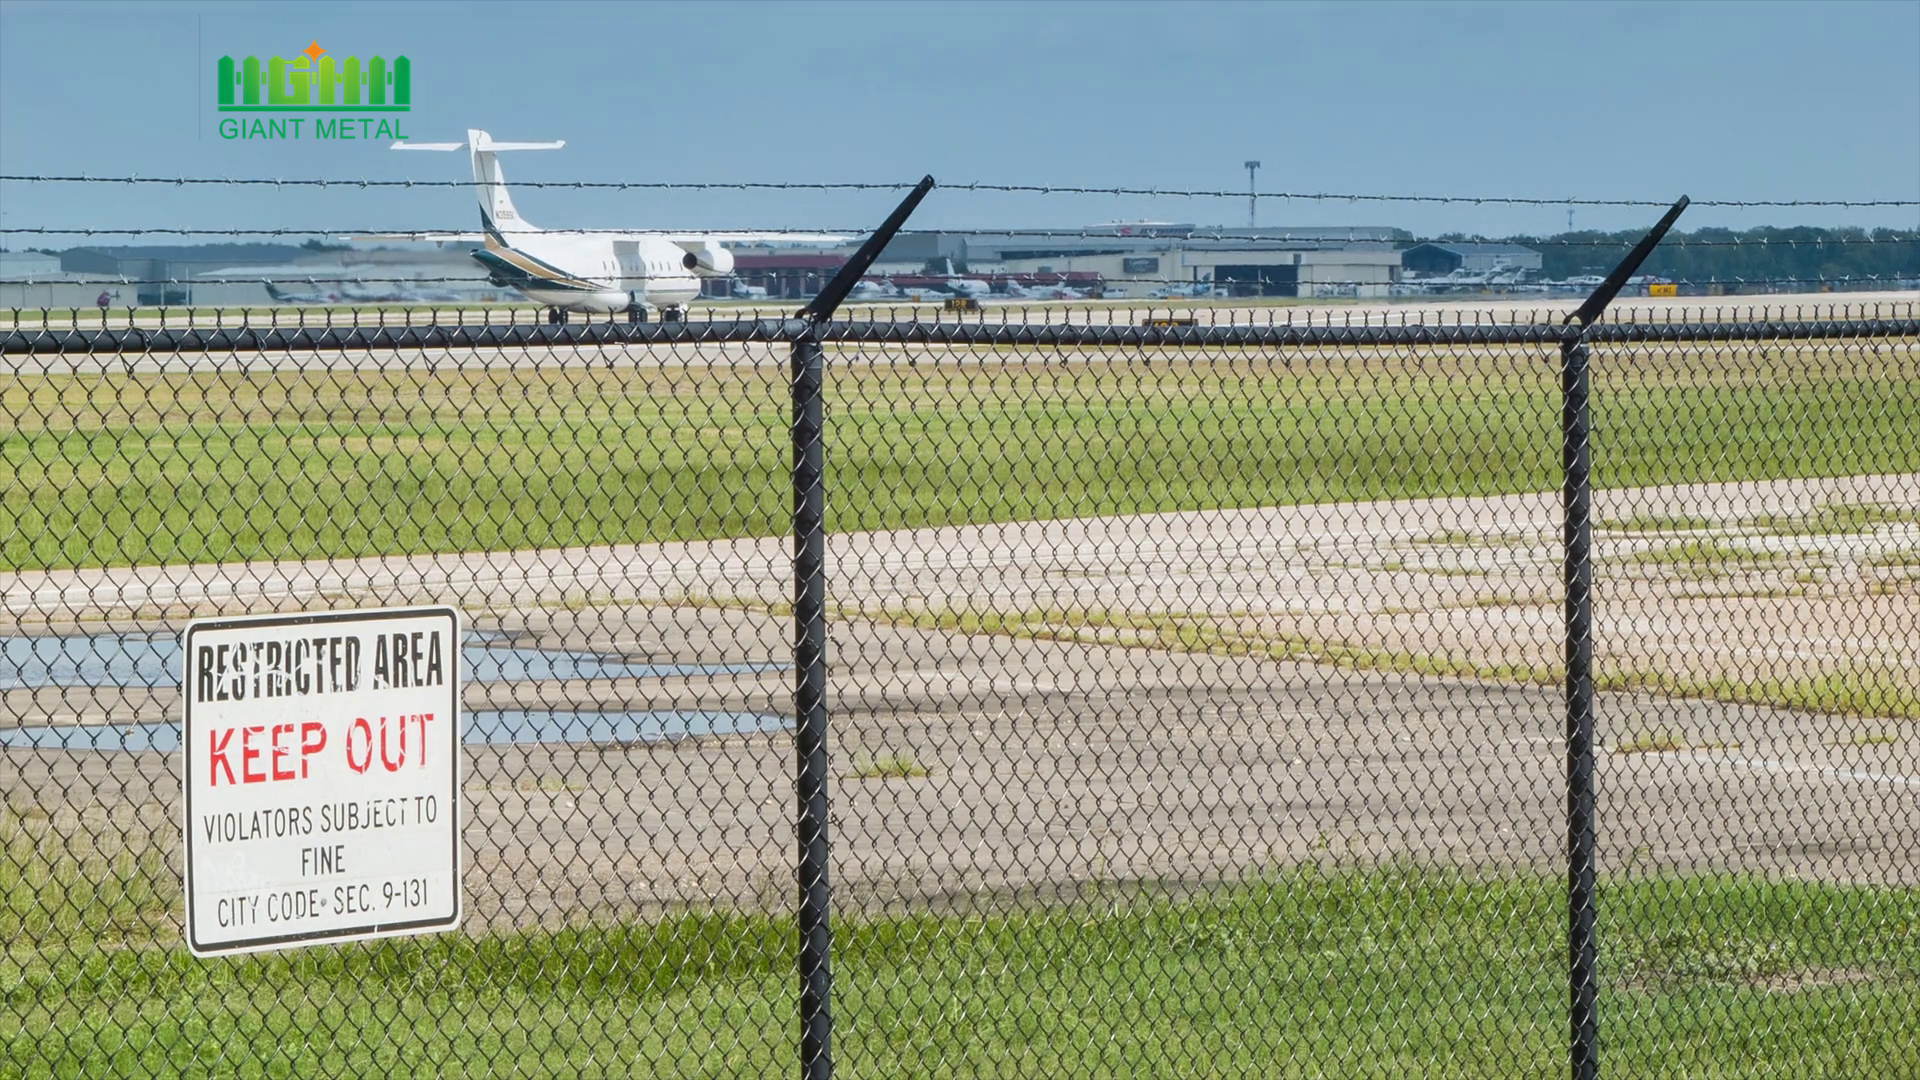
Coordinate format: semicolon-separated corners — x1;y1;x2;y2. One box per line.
933;259;993;298
370;130;846;324
261;281;341;305
254;279;477;305
1005;276;1087;301
1145;282;1222;299
847;278;902;301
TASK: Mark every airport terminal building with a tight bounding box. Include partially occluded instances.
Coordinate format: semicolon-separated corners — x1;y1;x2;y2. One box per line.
724;224;1407;300
864;224;1407;298
1401;242;1544;277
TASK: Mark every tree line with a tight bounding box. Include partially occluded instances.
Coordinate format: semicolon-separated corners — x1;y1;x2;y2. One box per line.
1436;226;1920;285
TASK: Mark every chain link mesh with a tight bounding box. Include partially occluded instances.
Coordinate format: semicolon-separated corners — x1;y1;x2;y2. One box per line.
3;302;1915;1077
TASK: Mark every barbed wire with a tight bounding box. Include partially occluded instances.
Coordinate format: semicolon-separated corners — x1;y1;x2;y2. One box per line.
2;174;1916;209
20;274;1918;290
5;226;1917;248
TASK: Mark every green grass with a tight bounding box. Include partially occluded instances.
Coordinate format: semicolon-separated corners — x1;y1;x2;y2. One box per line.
759;600;1920;723
851;754;932;780
1833;732;1901;747
1603;512;1724;533
4;345;1917;570
1613;729;1691;754
1748;502;1920;535
1592;667;1920;723
5;868;1915;1078
2;803;175;949
1605;502;1920;540
1626;539;1790;568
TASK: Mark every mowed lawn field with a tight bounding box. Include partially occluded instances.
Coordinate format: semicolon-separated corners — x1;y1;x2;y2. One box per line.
7;860;1918;1079
3;340;1918;570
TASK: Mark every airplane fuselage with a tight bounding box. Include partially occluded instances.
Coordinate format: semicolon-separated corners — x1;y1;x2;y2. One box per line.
473;230;703;313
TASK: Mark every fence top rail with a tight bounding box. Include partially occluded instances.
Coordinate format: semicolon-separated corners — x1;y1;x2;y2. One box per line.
4;311;1918;356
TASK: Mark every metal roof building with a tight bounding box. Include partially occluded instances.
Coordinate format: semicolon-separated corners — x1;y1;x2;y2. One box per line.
859;224;1407;298
1401;242;1543;277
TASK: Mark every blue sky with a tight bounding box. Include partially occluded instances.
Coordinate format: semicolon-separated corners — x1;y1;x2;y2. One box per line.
1;0;1916;244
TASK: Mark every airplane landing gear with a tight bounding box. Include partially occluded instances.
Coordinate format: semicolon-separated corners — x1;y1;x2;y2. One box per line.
626;304;648;324
545;307;570;326
661;305;687;323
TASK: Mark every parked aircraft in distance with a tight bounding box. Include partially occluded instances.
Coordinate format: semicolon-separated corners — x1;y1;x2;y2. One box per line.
261;282;340;305
847;278;902;301
1393;266;1535;295
204;262;484;305
925;259;993;298
1005;278;1085;300
1146;282;1223;299
364;130;847;324
256;280;476;305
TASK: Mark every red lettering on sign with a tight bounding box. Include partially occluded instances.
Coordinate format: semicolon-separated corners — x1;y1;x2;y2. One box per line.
206;721;332;787
346;717;374;773
300;722;326;778
379;714;407;771
240;725;266;783
209;728;237;787
270;723;297;781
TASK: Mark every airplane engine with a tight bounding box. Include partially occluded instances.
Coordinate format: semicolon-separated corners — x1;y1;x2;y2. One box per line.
679;243;735;277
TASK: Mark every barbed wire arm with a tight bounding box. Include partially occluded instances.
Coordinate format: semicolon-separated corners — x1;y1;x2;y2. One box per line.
799;176;935;321
1568;196;1691;328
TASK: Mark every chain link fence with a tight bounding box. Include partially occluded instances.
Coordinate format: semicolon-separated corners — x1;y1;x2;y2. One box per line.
4;302;1917;1077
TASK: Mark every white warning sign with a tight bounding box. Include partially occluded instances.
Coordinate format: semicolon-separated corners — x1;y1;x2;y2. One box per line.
182;607;461;956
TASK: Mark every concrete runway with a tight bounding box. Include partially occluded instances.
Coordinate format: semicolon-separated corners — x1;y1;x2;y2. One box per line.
7;471;1917;930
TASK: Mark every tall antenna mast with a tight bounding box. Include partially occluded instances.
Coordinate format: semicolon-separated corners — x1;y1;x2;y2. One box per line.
1244;160;1262;229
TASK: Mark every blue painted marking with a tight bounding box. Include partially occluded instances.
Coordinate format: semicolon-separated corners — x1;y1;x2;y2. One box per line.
0;722;182;753
0;634;178;691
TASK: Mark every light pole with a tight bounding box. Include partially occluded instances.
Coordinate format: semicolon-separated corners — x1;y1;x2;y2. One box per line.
1244;160;1261;230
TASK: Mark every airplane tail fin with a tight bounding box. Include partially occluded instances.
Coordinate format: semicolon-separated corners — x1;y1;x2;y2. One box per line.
468;130;563;235
393;130;565;237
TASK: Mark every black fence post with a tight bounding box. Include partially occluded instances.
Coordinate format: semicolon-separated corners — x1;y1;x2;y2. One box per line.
1558;194;1688;1080
1561;335;1600;1080
791;326;834;1080
787;174;935;1080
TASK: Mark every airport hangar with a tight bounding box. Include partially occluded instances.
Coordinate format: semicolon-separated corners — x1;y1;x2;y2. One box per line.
0;244;497;309
730;224;1408;299
1401;242;1545;277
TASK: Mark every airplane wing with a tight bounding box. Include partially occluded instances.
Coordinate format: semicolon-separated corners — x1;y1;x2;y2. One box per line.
198;263;337;278
343;232;488;243
650;232;851;244
341;231;846;244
